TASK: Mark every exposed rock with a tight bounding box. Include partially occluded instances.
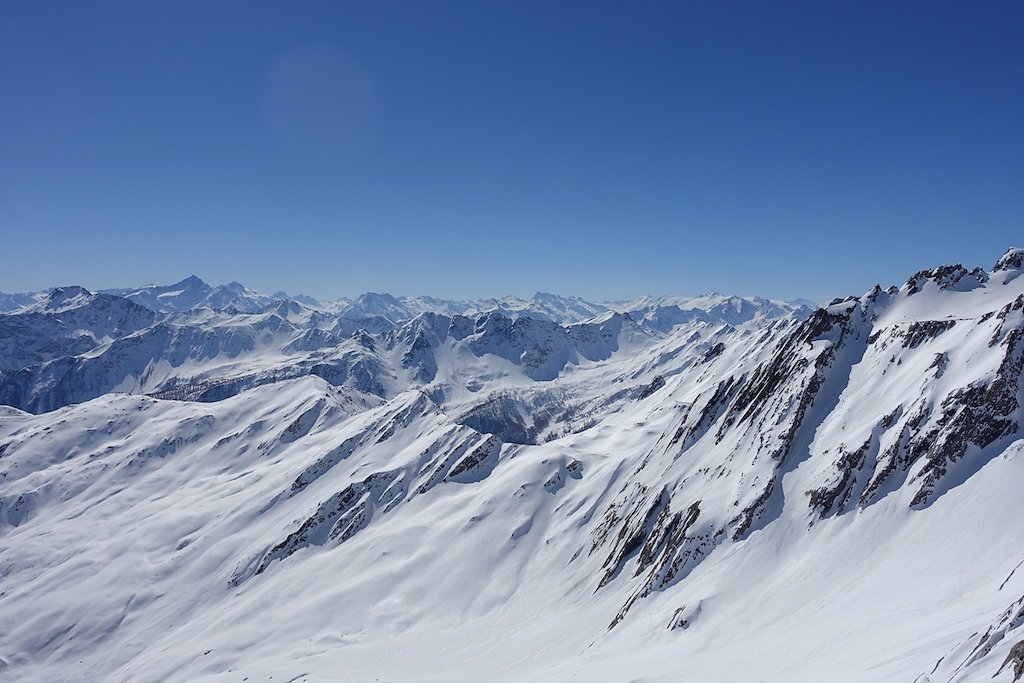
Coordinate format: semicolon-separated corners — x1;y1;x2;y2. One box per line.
904;264;988;295
401;331;438;383
447;436;502;480
670;376;740;449
902;319;956;349
251;471;397;578
638;374;666;400
700;342;726;364
597;487;668;589
910;328;1023;507
860;404;930;507
731;479;774;540
807;438;871;518
995;247;1024;273
667;602;702;631
998;639;1024;681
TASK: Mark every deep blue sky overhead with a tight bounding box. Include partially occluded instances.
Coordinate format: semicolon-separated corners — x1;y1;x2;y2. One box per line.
1;1;1022;302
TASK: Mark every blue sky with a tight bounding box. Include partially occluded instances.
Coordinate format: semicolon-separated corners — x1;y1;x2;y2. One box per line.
2;1;1022;302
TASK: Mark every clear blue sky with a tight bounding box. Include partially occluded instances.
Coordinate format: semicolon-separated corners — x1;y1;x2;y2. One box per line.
2;1;1022;302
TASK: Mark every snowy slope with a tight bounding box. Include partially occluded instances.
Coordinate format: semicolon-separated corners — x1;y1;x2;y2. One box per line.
0;250;1023;682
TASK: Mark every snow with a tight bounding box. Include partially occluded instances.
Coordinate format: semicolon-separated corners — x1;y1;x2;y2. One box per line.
1;252;1024;681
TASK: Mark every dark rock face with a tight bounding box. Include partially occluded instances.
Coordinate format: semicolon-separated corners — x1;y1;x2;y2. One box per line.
670;376;740;450
289;435;363;495
311;356;389;397
700;342;726;364
467;312;630;381
283;328;344;353
252;471;397;577
453;386;610;445
447;315;474;340
807;438;871;518
904;264;988;295
592;484;711;628
730;479;775;540
722;308;847;440
992;295;1024;346
806;298;1024;514
859;404;929;507
596;487;668;590
611;498;705;629
152;351;391;404
638;375;665;400
999;640;1024;681
902;320;956;348
591;305;869;622
447;436;502;480
908;327;1023;507
720;305;872;539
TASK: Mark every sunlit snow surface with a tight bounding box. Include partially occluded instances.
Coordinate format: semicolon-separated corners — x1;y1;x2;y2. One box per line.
2;253;1024;682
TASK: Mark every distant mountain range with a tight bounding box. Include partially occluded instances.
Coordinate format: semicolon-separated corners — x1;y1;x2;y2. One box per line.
0;274;814;324
0;273;810;417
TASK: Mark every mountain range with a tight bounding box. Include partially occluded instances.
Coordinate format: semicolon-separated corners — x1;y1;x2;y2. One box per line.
0;274;812;323
1;249;1023;682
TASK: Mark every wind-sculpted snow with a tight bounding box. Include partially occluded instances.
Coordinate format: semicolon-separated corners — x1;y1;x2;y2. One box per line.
2;250;1024;682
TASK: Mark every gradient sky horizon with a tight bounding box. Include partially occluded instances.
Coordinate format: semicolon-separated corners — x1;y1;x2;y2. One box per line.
2;1;1022;303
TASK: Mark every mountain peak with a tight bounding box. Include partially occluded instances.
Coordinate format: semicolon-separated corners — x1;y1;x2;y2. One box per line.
994;246;1024;272
356;291;399;303
43;285;92;309
173;274;209;289
903;263;988;295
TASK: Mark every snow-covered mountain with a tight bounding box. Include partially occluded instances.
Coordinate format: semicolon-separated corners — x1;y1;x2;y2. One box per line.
0;280;810;418
2;250;1024;682
7;273;814;327
102;275;288;313
0;286;157;373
